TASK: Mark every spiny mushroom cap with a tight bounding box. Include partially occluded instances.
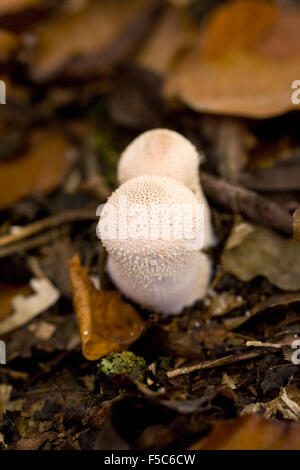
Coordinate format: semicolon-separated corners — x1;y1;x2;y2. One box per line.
117;128;201;192
117;128;216;250
99;175;203;289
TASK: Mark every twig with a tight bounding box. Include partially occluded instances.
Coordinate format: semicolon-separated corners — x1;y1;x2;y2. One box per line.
0;228;68;259
0;208;97;249
201;171;293;235
166;350;272;378
246;340;282;349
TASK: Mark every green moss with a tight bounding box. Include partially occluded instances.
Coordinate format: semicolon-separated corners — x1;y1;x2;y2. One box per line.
99;351;147;382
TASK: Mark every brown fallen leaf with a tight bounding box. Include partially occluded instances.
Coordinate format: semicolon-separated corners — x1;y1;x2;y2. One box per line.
0;278;60;336
0;0;41;15
23;0;159;82
16;431;57;451
207;290;244;317
0;129;77;209
253;292;300;314
165;0;300;118
0;283;31;322
136;6;196;76
240;152;300;192
69;254;145;361
247;385;300;422
189;414;300;450
222;220;300;291
0;30;19;62
293;207;300;244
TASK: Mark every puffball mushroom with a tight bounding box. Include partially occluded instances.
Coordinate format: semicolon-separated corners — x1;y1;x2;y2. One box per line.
98;175;211;315
117;128;215;249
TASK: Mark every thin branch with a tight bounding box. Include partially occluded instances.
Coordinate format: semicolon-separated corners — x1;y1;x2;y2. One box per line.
201;171;293;235
0;228;68;259
166;350;274;378
246;340;282;349
0;208;97;249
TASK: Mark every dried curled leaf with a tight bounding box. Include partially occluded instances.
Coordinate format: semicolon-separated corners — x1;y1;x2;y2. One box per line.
69;255;145;361
222;221;300;291
0;284;31;322
165;0;300;118
294;207;300;244
25;0;158;81
0;129;77;209
0;278;60;335
189;414;300;450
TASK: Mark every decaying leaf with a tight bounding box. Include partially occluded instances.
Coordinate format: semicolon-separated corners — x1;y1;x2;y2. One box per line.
0;30;19;62
294;207;300;244
240;153;300;192
0;278;60;335
69;254;145;361
222;220;300;291
0;0;41;15
0;283;31;322
0;384;12;415
0;129;77;209
24;0;159;81
189;414;300;450
207;290;244;317
136;7;196;76
165;0;300;118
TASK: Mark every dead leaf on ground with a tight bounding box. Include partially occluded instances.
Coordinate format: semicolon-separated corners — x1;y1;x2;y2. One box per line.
165;0;300;118
23;0;160;82
41;238;76;299
0;283;31;322
0;129;77;209
189;414;300;450
240;153;300;192
294;207;300;244
207;290;244;317
222;220;300;291
0;30;19;61
0;0;42;15
228;291;300;330
136;6;196;76
69;254;145;361
258;385;300;422
0;277;60;335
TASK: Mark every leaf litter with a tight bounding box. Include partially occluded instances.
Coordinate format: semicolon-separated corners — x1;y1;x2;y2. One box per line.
0;0;299;451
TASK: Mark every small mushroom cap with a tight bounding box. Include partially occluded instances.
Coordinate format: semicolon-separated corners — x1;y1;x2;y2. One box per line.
118;128;200;192
117;128;216;249
100;175;203;265
98;175;210;314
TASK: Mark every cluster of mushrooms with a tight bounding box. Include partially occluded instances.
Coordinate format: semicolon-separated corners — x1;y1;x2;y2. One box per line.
98;129;215;315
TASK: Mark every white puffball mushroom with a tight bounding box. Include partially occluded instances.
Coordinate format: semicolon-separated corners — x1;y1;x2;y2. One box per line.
117;128;215;249
98;175;211;315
